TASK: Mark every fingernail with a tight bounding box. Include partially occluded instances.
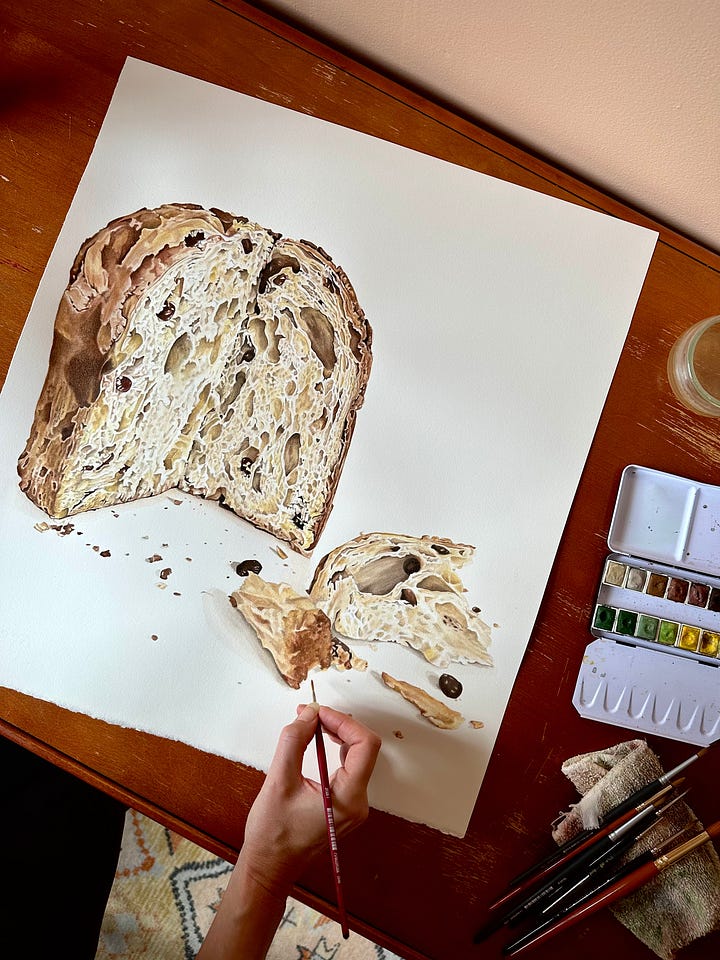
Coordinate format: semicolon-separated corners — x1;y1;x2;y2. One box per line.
298;703;320;721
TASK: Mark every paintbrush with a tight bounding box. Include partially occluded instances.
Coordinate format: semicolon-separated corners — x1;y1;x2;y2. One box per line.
475;789;686;941
310;680;350;939
503;827;690;955
504;739;717;891
537;823;690;921
475;831;639;943
488;782;675;913
502;790;689;927
503;819;720;956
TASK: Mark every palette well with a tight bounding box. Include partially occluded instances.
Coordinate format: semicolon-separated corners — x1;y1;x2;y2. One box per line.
573;466;720;745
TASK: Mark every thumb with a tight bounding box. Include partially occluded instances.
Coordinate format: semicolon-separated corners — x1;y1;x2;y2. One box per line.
268;703;319;781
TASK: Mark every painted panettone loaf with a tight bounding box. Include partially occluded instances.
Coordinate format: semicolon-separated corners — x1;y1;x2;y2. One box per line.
17;203;372;552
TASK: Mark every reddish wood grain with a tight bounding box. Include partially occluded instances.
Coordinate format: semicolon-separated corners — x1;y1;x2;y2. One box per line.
1;3;719;959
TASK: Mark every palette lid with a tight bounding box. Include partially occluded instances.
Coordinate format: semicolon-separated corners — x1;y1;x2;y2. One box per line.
608;465;720;576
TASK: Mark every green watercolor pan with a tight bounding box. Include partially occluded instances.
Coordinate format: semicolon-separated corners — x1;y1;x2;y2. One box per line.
574;466;720;746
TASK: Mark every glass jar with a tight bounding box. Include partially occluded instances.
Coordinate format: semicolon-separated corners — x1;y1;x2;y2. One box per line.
667;315;720;417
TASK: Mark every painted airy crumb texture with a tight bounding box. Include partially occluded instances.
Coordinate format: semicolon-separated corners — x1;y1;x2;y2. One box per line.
18;203;372;553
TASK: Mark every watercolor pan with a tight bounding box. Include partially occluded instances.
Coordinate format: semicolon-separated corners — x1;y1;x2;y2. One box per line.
574;466;720;746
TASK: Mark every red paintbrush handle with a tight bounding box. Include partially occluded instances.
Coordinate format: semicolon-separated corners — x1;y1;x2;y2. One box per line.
509;860;658;955
315;724;350;939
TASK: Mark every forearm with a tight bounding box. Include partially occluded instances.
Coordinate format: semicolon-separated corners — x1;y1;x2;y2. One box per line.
196;852;290;960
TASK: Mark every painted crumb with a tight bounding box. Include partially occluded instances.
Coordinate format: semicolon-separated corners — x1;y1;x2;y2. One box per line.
35;521;76;536
393;730;404;739
272;545;289;560
146;554;163;563
100;549;111;558
159;568;172;580
381;672;464;730
151;634;158;641
470;720;485;729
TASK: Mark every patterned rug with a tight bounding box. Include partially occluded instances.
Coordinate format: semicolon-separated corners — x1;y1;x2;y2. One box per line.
96;810;402;960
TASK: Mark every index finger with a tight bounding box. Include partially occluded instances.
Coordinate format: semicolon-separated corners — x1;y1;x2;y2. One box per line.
317;705;381;789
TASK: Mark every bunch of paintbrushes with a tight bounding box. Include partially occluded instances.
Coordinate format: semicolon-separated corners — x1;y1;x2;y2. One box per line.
475;740;719;954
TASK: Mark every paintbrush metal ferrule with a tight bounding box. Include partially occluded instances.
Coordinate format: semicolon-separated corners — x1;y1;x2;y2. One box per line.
654;824;719;868
653;787;690;820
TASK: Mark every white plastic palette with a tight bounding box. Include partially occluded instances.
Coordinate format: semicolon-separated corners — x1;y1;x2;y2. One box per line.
573;465;720;745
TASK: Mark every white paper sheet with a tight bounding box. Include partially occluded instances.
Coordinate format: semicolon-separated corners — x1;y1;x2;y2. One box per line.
0;58;657;836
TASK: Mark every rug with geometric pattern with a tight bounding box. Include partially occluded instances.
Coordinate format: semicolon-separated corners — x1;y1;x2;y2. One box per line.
95;810;402;960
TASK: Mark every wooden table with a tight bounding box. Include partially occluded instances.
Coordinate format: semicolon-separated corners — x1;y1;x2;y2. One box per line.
2;3;719;958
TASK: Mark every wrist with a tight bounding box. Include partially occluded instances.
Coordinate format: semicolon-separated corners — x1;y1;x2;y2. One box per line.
197;852;290;960
238;851;293;902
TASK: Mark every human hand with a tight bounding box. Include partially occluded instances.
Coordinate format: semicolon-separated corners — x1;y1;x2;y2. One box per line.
240;703;381;900
198;704;380;959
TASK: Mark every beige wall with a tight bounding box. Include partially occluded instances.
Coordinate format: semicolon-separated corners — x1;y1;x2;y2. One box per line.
258;0;720;253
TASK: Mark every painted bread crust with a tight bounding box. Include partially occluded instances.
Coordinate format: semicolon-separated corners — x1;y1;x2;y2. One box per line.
230;572;368;687
231;573;333;689
381;671;464;729
17;203;372;552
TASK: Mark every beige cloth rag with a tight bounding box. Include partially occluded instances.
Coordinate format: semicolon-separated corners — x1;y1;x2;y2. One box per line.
552;739;720;959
